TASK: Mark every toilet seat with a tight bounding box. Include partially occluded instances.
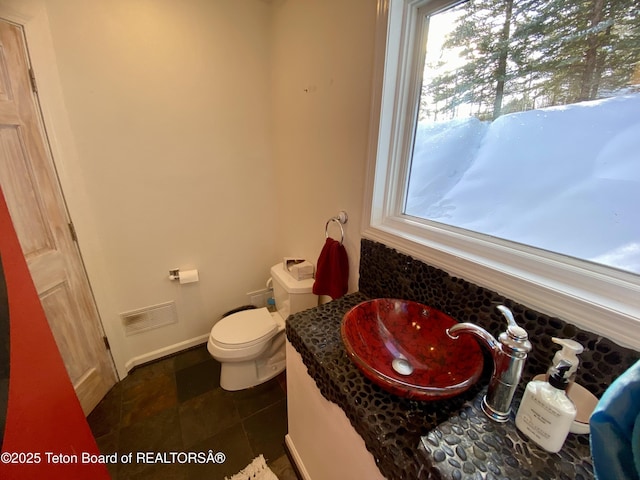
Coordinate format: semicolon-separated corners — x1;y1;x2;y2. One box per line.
210;307;277;350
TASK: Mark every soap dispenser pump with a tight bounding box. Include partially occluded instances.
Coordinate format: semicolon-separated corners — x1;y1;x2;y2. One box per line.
548;338;583;387
516;360;577;453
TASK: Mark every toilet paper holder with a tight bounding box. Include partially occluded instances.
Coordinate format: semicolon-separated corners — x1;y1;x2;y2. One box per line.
169;268;199;284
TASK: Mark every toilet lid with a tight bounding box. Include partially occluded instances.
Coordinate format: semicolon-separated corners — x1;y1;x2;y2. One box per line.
211;307;277;349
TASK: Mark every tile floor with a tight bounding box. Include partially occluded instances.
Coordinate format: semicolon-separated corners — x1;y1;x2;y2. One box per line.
87;344;299;480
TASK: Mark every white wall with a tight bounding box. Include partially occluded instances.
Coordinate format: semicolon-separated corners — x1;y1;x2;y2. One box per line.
5;0;378;377
270;1;377;286
42;0;280;376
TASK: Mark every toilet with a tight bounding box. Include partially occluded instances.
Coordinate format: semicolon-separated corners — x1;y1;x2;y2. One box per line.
207;262;317;391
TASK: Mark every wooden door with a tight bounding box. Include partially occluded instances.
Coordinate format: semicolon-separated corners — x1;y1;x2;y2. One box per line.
0;19;117;414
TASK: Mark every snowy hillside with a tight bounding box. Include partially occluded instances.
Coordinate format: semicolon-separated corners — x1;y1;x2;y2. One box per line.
406;94;640;274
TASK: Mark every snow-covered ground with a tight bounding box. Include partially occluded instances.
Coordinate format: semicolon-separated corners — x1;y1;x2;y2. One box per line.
406;94;640;274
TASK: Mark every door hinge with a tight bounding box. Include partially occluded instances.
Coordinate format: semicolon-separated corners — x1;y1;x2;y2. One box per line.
28;68;38;94
103;336;111;350
68;222;78;242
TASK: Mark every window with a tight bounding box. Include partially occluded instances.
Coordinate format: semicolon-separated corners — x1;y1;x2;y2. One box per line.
363;0;640;348
407;0;640;275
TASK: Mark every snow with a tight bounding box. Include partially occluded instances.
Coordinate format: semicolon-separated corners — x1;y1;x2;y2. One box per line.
406;93;640;274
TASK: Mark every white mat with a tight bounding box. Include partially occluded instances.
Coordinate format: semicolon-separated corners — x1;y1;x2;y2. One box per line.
225;454;279;480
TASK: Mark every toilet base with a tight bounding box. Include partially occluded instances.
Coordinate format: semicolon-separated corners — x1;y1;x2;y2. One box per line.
220;358;285;391
218;335;286;391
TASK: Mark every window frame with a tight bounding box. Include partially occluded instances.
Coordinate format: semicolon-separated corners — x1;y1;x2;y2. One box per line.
362;0;640;349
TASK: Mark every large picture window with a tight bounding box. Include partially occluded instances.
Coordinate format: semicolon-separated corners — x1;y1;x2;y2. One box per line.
364;0;640;347
406;0;640;275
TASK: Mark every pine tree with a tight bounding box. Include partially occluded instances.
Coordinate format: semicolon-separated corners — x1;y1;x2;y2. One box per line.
514;0;639;104
426;0;519;120
424;0;640;121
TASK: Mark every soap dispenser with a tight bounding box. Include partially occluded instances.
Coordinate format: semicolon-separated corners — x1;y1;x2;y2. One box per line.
547;337;583;388
515;360;577;453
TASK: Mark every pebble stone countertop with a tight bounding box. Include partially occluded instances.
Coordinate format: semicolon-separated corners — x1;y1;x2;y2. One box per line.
285;239;640;480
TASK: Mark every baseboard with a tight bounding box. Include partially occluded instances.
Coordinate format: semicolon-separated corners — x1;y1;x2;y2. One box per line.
123;333;210;374
284;434;312;480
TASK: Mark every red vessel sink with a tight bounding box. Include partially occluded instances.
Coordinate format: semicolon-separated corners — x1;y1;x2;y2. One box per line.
341;299;484;400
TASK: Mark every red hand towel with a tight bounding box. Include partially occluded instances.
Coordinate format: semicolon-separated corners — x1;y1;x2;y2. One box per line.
313;238;349;299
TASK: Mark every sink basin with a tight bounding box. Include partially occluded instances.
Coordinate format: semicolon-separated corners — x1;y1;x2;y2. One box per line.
341;299;484;400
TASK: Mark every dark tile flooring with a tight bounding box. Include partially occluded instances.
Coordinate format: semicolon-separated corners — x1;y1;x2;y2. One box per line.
87;345;298;480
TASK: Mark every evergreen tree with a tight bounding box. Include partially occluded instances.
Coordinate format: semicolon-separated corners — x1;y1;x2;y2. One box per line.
426;0;520;120
424;0;640;121
513;0;639;104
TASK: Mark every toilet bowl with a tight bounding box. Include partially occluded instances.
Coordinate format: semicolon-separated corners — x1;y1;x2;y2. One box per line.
208;262;316;391
207;307;286;391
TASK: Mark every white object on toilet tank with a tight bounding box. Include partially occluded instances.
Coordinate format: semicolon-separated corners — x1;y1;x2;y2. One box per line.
270;262;316;320
284;258;315;280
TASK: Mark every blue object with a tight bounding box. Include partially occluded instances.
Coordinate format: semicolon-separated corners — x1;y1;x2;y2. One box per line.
590;360;640;480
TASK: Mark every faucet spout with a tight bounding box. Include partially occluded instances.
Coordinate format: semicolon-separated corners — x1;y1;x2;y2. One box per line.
447;322;500;355
447;305;532;422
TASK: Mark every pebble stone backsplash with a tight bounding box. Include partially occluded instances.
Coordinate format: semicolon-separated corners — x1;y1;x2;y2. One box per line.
285;239;639;480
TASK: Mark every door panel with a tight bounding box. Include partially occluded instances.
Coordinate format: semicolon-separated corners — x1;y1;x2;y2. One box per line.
0;19;116;414
0;126;55;256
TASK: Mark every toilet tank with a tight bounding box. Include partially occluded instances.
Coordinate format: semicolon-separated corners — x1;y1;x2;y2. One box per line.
270;263;317;320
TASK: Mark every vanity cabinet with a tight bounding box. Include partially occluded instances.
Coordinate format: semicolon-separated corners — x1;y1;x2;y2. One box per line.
285;340;385;480
283;240;639;480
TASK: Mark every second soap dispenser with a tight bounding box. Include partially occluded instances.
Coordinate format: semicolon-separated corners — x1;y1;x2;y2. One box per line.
515;360;577;453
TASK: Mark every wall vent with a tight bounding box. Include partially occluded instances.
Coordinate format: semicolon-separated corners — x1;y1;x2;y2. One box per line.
247;287;273;308
120;301;178;336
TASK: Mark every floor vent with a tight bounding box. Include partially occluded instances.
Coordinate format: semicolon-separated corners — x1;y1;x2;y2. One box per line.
121;301;178;336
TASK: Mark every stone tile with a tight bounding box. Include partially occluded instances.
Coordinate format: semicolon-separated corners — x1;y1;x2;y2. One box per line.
269;454;300;480
92;431;119;480
123;357;175;389
173;345;211;372
117;407;184;479
88;347;292;480
178;388;240;449
93;430;118;455
121;371;177;427
118;407;183;453
175;359;220;403
186;423;254;480
230;376;285;419
242;399;288;463
87;383;122;437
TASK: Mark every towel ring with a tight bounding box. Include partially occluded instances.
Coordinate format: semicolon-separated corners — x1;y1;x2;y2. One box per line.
325;211;348;245
325;218;344;245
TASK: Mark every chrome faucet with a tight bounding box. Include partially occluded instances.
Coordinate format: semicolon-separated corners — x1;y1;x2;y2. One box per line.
447;305;532;422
